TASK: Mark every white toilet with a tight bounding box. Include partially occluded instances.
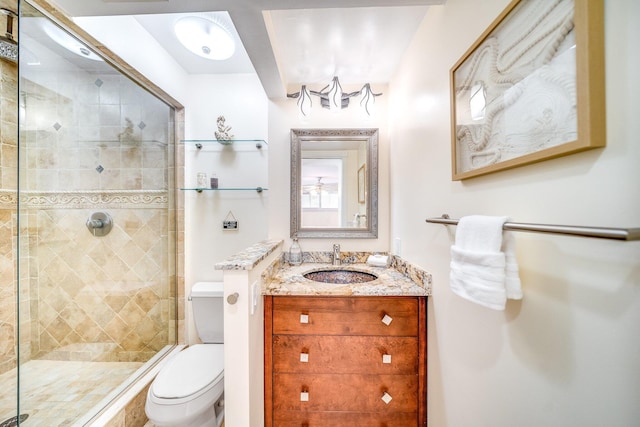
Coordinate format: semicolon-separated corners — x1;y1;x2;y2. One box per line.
146;282;225;427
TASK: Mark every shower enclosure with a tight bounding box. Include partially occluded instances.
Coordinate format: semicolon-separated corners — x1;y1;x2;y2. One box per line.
0;1;180;425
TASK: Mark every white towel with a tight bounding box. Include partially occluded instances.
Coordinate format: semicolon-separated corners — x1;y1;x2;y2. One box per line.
450;215;522;310
367;254;390;267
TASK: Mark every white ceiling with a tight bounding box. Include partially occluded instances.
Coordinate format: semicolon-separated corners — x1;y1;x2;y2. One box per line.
48;0;446;98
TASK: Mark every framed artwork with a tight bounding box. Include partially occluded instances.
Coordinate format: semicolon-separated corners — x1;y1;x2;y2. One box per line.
450;0;605;180
358;164;366;203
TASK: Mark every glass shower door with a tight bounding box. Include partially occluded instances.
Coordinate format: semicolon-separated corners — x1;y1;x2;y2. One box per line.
13;2;177;425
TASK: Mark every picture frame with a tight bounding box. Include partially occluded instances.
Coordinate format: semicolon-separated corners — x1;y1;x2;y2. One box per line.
357;164;366;203
450;0;605;180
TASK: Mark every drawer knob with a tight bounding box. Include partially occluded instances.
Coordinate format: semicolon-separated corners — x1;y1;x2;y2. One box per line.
300;313;309;324
381;314;393;325
300;391;309;402
381;391;393;404
382;354;392;364
300;352;309;363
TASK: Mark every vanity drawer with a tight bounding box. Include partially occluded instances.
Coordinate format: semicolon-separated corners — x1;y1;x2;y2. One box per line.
271;296;419;336
273;373;419;413
272;335;418;374
264;296;428;427
273;410;418;426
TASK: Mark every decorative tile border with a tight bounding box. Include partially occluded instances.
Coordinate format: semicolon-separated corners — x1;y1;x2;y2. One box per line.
0;190;17;207
0;190;168;209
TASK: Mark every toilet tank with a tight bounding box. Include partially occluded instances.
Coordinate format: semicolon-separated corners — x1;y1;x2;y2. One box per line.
190;282;224;343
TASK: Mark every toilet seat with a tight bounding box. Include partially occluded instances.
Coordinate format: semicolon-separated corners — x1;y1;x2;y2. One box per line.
150;344;224;405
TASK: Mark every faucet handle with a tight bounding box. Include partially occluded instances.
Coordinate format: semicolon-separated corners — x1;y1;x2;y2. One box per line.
332;244;341;265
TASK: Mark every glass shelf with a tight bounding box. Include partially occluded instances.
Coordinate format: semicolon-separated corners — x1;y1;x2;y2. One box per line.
181;187;268;193
182;139;267;149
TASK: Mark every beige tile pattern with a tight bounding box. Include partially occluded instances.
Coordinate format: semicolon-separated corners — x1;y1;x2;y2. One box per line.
0;0;18;377
105;383;151;427
19;78;169;194
31;208;172;362
0;35;18;191
15;63;176;363
0;208;16;376
0;360;142;426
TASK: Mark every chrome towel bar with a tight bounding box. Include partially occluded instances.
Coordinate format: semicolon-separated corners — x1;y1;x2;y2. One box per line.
426;214;640;241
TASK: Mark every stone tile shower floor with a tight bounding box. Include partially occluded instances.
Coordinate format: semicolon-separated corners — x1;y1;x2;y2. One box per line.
0;359;142;426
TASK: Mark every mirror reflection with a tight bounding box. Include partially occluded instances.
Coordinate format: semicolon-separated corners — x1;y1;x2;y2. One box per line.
291;128;378;238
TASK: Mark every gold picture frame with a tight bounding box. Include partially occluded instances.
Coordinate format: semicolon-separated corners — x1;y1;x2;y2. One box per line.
450;0;605;180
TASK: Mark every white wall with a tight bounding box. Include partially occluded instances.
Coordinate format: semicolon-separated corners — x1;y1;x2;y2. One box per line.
222;246;281;427
183;73;269;342
268;86;391;253
389;0;640;426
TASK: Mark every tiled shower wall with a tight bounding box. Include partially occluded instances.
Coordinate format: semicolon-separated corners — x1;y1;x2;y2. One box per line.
19;69;176;362
0;0;18;375
25;207;173;362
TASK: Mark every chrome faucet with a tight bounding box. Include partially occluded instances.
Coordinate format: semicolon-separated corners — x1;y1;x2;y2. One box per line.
332;244;341;266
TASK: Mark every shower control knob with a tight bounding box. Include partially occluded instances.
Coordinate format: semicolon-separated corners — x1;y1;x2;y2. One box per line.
86;212;113;237
227;292;239;305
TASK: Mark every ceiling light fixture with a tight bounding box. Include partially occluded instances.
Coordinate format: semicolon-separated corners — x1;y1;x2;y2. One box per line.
174;16;235;60
287;76;382;116
41;19;103;61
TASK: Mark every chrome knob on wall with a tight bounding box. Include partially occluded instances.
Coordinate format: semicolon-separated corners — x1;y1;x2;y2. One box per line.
86;212;113;236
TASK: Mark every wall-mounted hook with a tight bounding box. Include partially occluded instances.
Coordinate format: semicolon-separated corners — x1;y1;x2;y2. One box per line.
227;292;239;305
86;212;113;237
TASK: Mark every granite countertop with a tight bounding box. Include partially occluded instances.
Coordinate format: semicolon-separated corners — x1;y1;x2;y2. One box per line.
214;241;432;297
214;239;283;270
263;260;431;297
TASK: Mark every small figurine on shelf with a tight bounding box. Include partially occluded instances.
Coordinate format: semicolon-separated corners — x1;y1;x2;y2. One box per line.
215;115;234;144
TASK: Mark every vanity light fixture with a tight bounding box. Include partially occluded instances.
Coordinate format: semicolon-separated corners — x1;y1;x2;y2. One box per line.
174;16;235;60
287;76;382;116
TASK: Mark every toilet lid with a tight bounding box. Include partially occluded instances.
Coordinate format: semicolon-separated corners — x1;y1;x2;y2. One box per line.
153;344;224;399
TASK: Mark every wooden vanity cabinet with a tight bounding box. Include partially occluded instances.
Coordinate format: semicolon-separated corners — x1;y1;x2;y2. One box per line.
264;296;427;427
